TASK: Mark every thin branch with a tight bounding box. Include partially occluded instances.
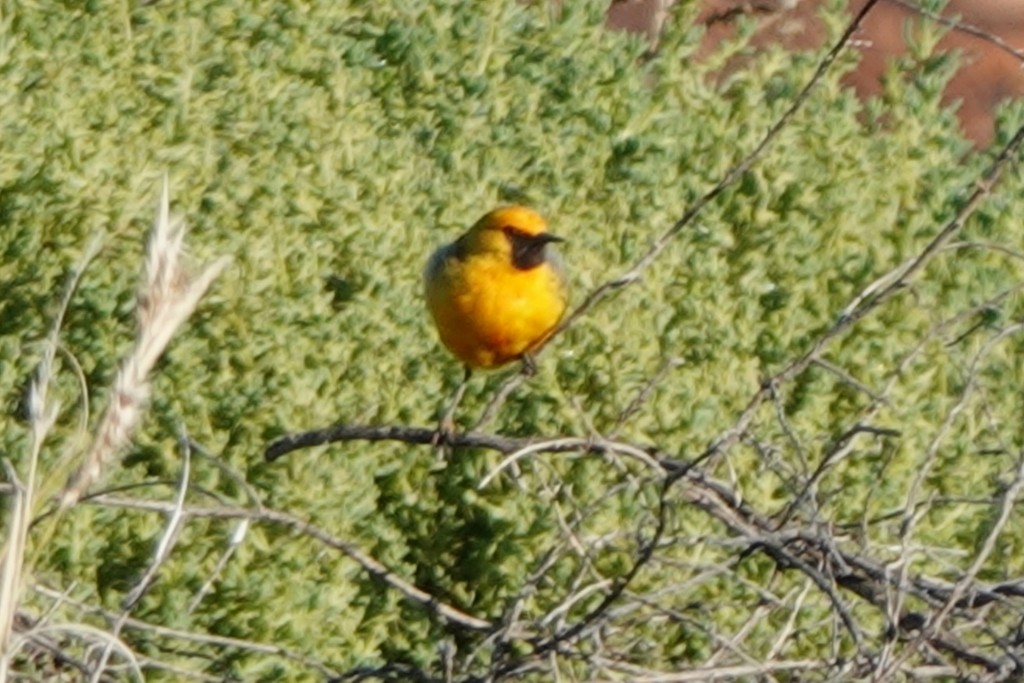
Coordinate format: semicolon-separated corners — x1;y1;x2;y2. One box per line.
265;424;672;465
86;496;493;634
890;0;1024;63
549;0;884;339
690;120;1024;472
32;584;341;680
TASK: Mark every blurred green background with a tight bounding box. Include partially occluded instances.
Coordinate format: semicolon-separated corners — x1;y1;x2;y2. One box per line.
3;0;1024;679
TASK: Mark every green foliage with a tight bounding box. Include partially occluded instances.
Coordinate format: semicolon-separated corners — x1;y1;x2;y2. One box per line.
2;0;1022;679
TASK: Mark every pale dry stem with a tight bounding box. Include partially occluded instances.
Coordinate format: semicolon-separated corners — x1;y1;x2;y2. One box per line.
0;237;100;674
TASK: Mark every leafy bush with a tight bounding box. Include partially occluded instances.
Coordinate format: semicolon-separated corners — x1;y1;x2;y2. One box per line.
3;0;1024;680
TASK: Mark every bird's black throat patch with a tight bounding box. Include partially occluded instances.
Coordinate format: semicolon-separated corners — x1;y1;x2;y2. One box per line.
504;228;562;271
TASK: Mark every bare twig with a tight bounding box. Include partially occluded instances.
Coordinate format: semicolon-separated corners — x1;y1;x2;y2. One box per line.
692;121;1024;472
265;423;671;465
890;0;1024;63
551;0;885;338
85;495;493;633
33;584;340;680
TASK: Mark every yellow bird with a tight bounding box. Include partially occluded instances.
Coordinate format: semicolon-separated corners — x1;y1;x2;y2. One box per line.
425;206;568;372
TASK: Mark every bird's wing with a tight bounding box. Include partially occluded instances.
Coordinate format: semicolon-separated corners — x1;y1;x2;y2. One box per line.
424;241;459;283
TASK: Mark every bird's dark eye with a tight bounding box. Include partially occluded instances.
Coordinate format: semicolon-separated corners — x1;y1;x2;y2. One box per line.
502;225;527;240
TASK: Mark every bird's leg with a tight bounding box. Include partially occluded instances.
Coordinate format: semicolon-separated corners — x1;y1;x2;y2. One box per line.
467;353;535;433
434;366;472;446
520;353;537;377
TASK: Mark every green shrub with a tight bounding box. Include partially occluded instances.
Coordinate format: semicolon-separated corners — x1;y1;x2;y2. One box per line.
3;0;1022;680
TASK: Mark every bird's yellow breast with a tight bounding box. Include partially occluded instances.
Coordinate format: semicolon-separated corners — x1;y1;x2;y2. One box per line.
425;239;567;369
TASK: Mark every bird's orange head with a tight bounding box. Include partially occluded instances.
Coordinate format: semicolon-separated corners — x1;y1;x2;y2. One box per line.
475;206;549;236
457;206;563;271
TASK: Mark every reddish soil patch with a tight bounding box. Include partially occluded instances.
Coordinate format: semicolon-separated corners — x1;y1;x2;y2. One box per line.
607;0;1024;147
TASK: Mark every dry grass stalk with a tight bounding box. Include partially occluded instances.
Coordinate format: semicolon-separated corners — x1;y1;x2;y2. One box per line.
0;238;100;674
59;177;230;508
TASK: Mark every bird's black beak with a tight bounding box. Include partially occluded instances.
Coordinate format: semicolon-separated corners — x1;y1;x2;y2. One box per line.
510;232;564;270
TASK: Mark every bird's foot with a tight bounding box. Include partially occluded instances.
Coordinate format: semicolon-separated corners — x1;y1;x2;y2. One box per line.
432;414;457;448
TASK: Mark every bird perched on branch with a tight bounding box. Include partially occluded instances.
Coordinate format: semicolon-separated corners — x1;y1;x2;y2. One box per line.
425;206;568;369
425;206;568;431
